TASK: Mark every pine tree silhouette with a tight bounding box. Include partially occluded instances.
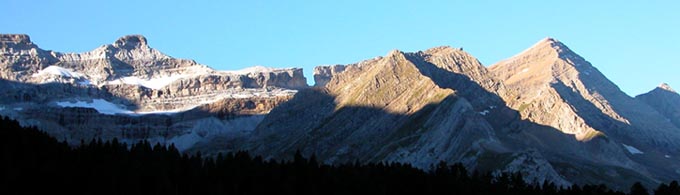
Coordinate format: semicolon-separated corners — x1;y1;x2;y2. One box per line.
0;116;670;195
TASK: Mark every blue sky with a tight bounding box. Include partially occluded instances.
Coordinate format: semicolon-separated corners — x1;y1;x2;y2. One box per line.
3;0;679;96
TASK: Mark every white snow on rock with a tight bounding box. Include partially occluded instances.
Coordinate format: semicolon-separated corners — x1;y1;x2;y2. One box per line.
622;144;644;154
56;99;132;115
55;99;190;115
32;66;85;78
479;110;490;116
107;75;185;90
666;155;671;158
222;65;281;75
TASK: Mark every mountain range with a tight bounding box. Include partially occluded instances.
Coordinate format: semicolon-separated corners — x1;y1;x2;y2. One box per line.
1;34;679;189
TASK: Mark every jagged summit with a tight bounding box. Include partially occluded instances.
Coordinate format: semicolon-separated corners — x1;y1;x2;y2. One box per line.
113;34;148;49
0;33;308;90
420;45;467;56
492;36;680;148
0;34;37;50
507;37;575;61
542;37;557;42
658;83;676;93
0;34;32;44
386;49;403;57
534;37;564;48
489;37;596;89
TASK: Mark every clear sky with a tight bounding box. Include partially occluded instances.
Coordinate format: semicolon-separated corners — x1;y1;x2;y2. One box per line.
3;0;679;96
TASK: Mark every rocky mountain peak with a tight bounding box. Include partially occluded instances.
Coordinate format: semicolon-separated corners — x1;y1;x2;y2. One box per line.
113;34;148;49
538;37;558;44
423;45;454;52
0;34;32;45
1;34;38;51
387;49;403;57
524;37;573;56
420;46;468;56
489;37;594;88
658;83;676;93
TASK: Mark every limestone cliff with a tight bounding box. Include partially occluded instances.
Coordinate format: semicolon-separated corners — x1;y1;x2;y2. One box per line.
0;34;305;150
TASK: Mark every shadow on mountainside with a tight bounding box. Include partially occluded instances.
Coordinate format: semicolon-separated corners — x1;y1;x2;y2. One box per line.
241;63;661;189
0;78;139;110
0;78;277;140
550;80;632;141
635;88;680;129
566;54;680;153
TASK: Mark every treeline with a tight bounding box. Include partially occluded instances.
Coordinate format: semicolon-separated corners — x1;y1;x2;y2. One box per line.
1;116;679;195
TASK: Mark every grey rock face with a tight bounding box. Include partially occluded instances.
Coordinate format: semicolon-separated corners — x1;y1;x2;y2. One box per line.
1;34;308;90
0;34;305;151
313;64;345;87
114;35;148;49
1;34;34;49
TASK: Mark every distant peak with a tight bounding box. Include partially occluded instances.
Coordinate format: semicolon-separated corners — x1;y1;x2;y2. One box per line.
528;37;566;50
658;83;676;92
513;37;579;61
0;34;32;44
424;45;463;54
387;49;403;56
540;37;558;44
427;45;454;50
113;35;148;49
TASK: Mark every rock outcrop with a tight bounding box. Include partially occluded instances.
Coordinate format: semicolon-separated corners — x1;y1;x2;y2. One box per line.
313;64;346;87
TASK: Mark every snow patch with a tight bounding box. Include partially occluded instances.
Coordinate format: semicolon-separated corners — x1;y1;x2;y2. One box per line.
56;99;190;115
521;68;529;73
666;155;671;158
622;144;643;154
108;75;185;90
13;107;23;111
56;99;131;115
479;110;490;116
32;66;85;78
222;66;282;75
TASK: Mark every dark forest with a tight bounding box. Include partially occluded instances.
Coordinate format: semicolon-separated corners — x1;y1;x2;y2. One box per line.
1;116;678;195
